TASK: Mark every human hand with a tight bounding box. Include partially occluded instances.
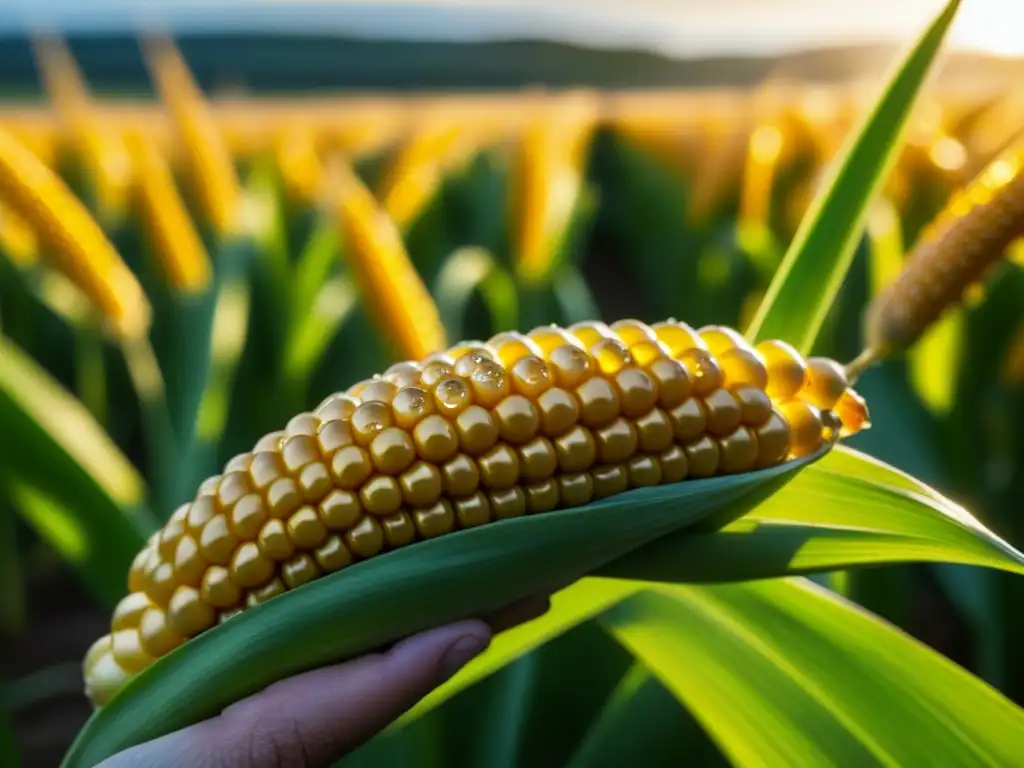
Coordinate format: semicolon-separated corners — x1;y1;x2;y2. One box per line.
94;594;550;768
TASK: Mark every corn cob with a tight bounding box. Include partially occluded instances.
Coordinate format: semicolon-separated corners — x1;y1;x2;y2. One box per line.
850;137;1024;376
0;127;150;340
31;36;133;222
124;130;212;293
142;37;240;237
328;158;447;361
82;317;869;707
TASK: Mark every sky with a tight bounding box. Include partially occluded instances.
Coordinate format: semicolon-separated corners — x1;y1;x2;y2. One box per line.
0;0;1020;59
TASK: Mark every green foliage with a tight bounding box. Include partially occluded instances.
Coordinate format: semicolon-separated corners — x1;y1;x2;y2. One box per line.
745;0;962;352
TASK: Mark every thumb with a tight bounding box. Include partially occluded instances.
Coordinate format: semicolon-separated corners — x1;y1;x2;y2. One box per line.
98;619;492;768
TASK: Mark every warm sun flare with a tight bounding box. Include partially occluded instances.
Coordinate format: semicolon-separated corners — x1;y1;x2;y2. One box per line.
952;0;1024;57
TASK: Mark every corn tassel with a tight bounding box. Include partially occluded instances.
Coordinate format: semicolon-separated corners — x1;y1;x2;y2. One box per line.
850;137;1024;378
31;36;133;222
142;37;240;237
327;158;447;361
125;130;212;293
0;127;150;340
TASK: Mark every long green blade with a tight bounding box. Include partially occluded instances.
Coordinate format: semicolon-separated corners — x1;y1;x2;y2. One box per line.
565;663;725;768
744;0;962;352
62;448;815;767
603;578;1024;766
0;335;156;606
433;246;518;342
599;445;1024;584
0;704;17;768
398;578;643;729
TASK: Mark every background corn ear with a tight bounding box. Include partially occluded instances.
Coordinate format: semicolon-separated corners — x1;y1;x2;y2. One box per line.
273;127;324;209
511;92;600;284
142;37;240;238
379;121;483;231
31;36;133;224
125;130;212;293
0;199;39;267
329;157;447;361
0;127;150;340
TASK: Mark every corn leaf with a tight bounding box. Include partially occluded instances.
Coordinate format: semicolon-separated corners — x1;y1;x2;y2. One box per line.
602;577;1024;766
0;502;25;637
288;217;342;335
282;277;359;400
400;579;643;730
598;445;1024;584
552;265;601;326
433;246;518;342
0;705;17;768
565;664;725;768
61;446;817;767
0;335;155;606
744;0;962;353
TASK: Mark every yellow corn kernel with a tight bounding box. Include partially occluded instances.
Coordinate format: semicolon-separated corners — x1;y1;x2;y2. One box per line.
84;319;869;707
142;37;240;237
0;127;150;340
124;130;211;292
327;158;446;361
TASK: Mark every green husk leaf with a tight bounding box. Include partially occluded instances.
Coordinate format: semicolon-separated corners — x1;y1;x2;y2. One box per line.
744;0;963;352
598;446;1024;584
602;577;1024;766
61;447;818;768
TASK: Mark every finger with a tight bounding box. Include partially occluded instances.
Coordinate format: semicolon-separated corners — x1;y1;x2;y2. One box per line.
483;593;551;634
97;619;492;768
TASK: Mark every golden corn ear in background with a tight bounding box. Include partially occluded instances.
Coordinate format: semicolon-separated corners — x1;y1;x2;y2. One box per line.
83;317;869;707
330;158;448;361
378;121;481;231
0;127;151;340
31;36;133;222
142;37;240;237
273;126;324;206
125;130;212;293
0;198;39;266
512;92;599;283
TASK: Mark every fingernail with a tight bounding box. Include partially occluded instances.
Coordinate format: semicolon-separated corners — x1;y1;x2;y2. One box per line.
439;635;488;682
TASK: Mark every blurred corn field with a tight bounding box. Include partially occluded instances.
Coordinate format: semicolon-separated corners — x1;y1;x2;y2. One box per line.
4;12;1024;767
